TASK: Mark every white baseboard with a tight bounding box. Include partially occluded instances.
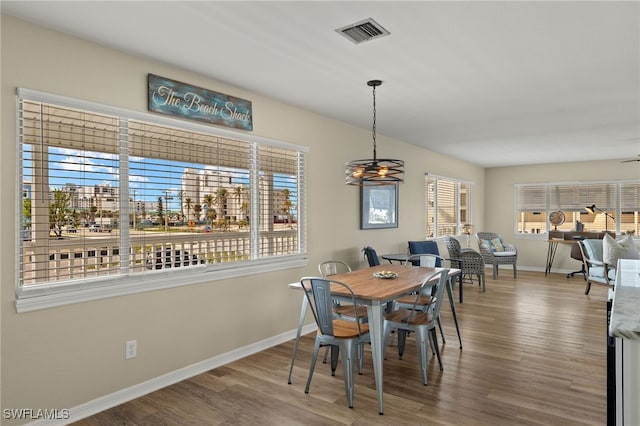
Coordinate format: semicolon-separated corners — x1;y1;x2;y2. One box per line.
26;323;316;426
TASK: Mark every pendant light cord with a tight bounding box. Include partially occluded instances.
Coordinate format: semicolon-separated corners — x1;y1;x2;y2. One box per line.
372;84;377;161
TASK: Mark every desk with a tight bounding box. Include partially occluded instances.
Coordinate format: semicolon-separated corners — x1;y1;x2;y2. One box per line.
545;239;579;276
288;264;457;414
545;231;611;276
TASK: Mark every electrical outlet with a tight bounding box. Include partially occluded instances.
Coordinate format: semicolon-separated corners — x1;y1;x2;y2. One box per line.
125;339;137;359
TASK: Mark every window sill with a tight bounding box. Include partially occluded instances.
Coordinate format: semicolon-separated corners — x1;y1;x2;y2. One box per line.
15;256;307;313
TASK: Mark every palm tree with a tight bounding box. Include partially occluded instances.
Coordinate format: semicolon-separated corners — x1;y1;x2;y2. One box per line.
240;201;249;220
205;207;217;226
203;193;215;225
157;196;164;224
214;188;229;232
178;190;185;221
215;188;228;219
233;185;244;221
184;197;193;224
281;188;293;228
192;204;202;223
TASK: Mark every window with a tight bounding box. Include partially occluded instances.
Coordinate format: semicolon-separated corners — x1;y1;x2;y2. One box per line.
515;181;639;236
16;89;307;310
425;174;472;238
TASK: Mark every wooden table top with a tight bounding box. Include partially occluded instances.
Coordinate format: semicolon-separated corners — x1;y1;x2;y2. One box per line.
327;264;442;302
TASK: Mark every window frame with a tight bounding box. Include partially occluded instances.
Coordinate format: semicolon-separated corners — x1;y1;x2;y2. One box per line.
15;88;308;312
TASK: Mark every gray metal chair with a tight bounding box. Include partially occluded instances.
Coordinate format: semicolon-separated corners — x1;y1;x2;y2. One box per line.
383;269;450;385
318;260;367;363
476;232;517;279
318;260;368;320
300;277;370;408
318;260;351;277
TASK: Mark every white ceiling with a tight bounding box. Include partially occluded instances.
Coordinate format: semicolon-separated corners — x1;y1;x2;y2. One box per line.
2;1;639;168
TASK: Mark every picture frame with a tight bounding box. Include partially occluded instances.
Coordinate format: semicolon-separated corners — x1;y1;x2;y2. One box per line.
360;184;399;229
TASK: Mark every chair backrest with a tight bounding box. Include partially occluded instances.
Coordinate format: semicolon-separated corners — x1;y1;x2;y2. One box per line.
403;269;449;322
407;240;441;266
569;242;583;261
459;250;485;273
476;232;500;241
318;260;351;277
582;239;603;262
476;232;503;251
443;236;462;263
405;253;443;268
362;246;380;266
300;277;366;337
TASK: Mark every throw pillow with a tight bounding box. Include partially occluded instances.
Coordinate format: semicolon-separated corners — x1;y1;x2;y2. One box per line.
491;238;505;252
482;238;505;252
603;234;640;267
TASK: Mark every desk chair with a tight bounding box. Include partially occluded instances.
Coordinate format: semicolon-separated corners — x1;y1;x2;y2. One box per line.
567;241;586;279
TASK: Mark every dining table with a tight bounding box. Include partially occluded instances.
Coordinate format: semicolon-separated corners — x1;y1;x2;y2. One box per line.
288;263;457;415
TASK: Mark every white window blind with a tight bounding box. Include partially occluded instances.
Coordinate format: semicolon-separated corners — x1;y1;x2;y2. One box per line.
515;182;639;235
425;174;472;238
17;90;307;301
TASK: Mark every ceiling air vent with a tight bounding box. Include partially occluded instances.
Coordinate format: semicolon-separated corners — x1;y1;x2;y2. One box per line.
336;18;390;44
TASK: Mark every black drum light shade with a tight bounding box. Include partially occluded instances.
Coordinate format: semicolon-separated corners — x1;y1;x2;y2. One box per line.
345;80;404;186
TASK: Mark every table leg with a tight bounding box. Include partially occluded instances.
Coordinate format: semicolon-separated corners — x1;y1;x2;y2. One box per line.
446;277;463;349
287;293;308;384
545;241;558;276
367;301;385;415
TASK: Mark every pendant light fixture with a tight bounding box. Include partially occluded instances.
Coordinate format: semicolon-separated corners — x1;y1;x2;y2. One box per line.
345;80;404;186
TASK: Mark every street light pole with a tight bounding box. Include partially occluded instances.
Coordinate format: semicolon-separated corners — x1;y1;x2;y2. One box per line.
131;190;136;230
164;190;173;232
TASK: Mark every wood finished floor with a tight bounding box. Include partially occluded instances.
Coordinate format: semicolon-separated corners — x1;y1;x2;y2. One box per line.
73;271;609;425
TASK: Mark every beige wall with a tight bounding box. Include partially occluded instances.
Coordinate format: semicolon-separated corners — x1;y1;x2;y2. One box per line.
1;15;484;418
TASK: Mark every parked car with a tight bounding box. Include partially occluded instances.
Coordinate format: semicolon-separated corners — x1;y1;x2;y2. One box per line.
89;224;111;233
145;249;205;270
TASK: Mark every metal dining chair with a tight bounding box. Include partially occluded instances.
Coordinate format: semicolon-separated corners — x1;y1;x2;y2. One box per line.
318;260;367;363
383;268;449;385
300;277;370;408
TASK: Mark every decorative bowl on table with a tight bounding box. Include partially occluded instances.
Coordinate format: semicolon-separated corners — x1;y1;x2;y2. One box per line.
373;270;398;279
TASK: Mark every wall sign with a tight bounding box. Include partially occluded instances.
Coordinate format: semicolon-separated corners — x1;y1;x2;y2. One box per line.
148;74;253;131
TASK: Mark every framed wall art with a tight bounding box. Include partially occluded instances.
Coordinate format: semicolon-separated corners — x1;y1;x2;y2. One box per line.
360;184;398;229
